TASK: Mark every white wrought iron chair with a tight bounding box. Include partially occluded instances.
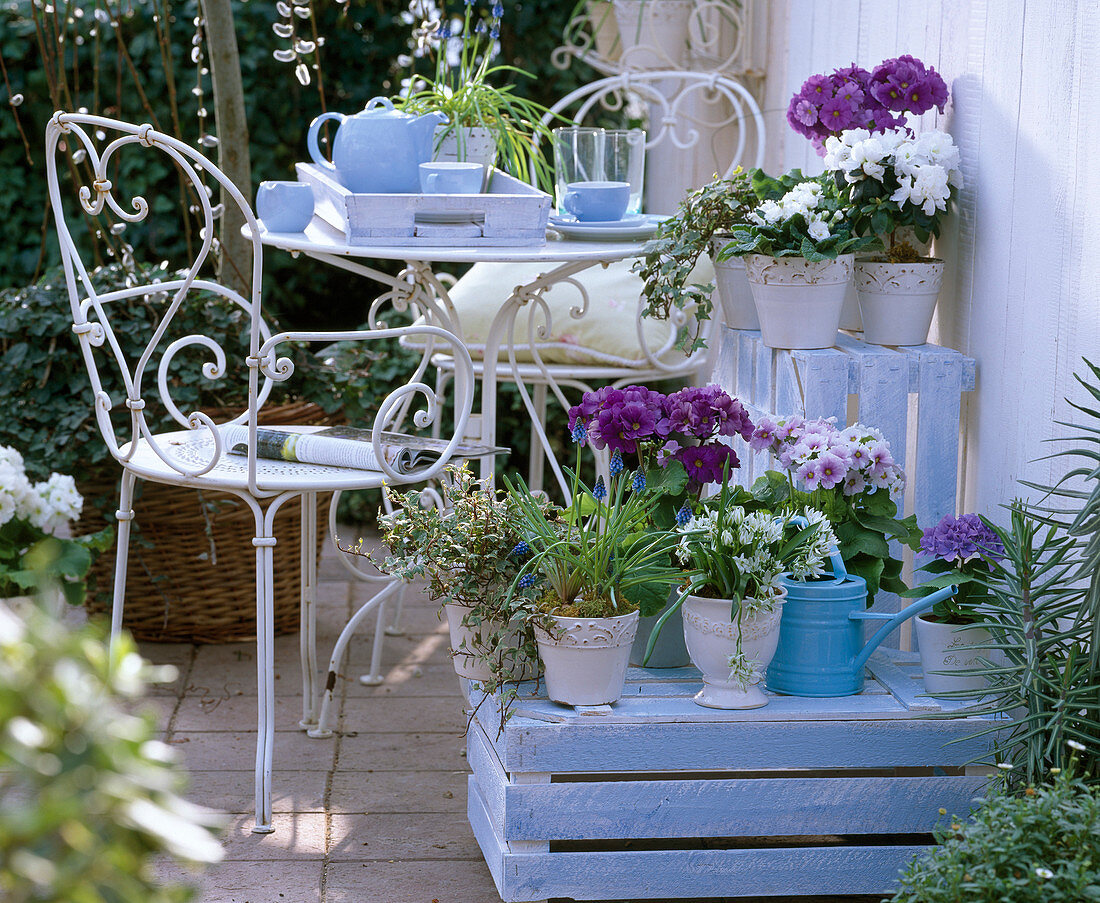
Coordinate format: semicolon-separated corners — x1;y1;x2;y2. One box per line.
429;70;765;497
44;112;474;833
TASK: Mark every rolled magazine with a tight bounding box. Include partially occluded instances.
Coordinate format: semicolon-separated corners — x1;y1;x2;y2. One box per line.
221;425;504;474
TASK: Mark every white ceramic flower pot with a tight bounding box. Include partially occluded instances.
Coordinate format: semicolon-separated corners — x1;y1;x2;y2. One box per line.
433;126;498;191
839;279;862;331
744;253;853;350
612;0;693;68
914;614;993;697
444;602;534;683
855;259;945;346
587;0;622;61
534;610;639;706
710;240;759;330
682;591;785;709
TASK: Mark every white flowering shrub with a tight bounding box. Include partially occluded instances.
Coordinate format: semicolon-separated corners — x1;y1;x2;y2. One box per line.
719;176;880;262
0;444;109;604
823;127;963;261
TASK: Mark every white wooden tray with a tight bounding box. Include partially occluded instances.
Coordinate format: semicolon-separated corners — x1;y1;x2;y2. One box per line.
296;162;551;247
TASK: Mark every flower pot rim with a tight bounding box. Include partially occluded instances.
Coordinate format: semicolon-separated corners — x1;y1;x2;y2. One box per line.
857;256;944;267
543;609;640;625
916;611;988;627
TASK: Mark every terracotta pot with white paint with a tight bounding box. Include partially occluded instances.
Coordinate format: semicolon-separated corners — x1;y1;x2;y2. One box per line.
855;259;945;346
710;240;759;330
744;253;853;349
914;614;993;697
534;610;639;706
681;591;785;709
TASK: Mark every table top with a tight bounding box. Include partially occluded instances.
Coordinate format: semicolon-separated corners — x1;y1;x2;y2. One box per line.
251;215;651;264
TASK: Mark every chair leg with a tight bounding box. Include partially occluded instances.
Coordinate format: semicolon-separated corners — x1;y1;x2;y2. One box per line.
109;471;137;653
299;492;319;730
309;578;402;739
251;525;278;834
527;382;548;496
384;579;407;637
360;589;391;686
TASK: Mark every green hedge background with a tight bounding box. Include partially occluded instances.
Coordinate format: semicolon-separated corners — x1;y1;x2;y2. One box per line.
0;0;590;329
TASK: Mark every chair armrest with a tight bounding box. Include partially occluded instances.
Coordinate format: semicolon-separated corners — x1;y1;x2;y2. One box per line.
255;325;475;485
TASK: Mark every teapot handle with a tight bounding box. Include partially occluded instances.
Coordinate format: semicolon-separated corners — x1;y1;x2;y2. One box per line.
307;111;345;172
364;96;395;112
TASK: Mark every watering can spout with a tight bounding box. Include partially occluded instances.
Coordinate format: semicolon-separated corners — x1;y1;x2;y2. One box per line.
849;584;959;675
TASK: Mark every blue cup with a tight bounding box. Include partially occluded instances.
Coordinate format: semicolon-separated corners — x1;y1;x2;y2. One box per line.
419;162;484;194
562;180;630;222
256;181;314;232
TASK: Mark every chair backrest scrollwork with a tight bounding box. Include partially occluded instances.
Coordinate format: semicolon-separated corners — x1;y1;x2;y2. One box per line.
44;112;278;482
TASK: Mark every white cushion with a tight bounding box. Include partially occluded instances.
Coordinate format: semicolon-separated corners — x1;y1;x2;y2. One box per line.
434;256;714;366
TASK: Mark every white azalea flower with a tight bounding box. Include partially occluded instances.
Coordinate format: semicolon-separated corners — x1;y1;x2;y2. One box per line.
807;219;831;242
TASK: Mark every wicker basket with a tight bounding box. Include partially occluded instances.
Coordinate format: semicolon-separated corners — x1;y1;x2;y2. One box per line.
79;401;340;643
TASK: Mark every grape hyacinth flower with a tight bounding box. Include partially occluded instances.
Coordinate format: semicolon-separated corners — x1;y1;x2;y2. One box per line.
517;574;536;589
510;540;530;558
632;471;646;493
609;449;624;478
675;502;693;526
592;476;607;502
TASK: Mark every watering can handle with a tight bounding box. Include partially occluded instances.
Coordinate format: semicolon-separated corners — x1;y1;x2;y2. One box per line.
848;584;959;675
785;514;847;580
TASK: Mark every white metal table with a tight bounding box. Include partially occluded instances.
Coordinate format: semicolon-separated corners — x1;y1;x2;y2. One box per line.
256;216;653;496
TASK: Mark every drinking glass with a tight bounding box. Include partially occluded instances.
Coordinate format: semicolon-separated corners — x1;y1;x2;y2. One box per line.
552;127;646;216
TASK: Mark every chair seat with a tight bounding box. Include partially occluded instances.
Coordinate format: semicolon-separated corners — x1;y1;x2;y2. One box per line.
120;427;390;494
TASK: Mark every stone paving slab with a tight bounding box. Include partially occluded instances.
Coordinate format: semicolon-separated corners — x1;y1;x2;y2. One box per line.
126;528;881;903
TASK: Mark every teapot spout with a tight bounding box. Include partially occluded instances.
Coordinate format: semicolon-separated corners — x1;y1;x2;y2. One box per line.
849;584;958;674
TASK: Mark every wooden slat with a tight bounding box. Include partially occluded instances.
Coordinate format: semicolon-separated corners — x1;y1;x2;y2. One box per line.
502;774;985;841
468;720;508;834
501;844;929;901
497;717;991;774
910;347;965;535
790;348;850;424
467;774;508;898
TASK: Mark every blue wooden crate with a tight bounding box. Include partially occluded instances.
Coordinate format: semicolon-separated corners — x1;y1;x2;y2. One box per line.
466;650;994;902
711;328;978;648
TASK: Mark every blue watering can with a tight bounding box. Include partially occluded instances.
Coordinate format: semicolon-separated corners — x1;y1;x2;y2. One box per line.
766;546;957;697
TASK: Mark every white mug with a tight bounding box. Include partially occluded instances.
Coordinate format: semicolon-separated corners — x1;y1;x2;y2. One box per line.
419;162;483;194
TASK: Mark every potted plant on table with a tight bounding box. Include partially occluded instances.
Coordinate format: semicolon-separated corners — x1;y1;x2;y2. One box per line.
647;480;837;710
903;512;1004;696
824;127;963;346
364;464;539;691
566;382;757;667
718;178;879;349
504;430;685;707
397;1;557;190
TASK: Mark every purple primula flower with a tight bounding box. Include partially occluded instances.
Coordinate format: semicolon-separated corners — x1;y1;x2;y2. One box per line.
677;444;739;488
792;98;819;127
796;457;823;491
815;450;848;490
819;96;857;132
920;513;1004;564
749;417;779;452
656;439;681;467
802;73;833;97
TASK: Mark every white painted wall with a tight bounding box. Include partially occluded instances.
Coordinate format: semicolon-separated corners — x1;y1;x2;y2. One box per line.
762;0;1100;519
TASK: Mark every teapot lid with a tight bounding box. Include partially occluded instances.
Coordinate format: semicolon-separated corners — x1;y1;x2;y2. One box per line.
356;96;412;119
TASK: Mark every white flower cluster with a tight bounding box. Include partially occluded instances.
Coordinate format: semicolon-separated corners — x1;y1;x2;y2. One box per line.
823;128;963;217
748;181;839;243
0;446;83;535
676;506;837;614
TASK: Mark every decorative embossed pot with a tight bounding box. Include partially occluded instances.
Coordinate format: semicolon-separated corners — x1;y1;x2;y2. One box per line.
534;610;639;706
443;603;535;683
913;613;993;697
743;253;854;350
855;259;945;346
682;591;786;710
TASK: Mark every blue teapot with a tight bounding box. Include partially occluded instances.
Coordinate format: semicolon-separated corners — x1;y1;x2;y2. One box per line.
306;97;448;194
